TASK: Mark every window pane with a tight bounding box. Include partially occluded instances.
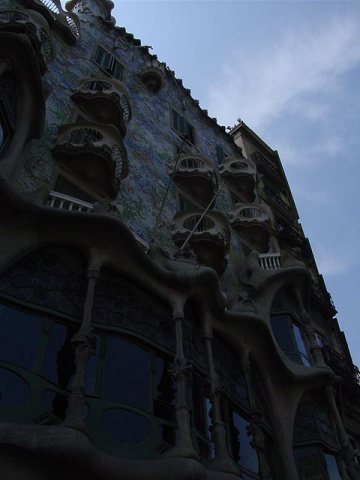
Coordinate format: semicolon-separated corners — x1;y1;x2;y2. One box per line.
101;408;151;443
102;336;151;410
294;446;327;480
42;322;77;388
192;374;206;434
231;412;259;473
324;454;342;480
292;324;311;366
270;314;295;353
0;367;30;406
0;304;43;369
153;354;176;421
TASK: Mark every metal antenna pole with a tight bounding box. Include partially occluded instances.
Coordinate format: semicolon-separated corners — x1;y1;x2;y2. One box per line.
178;181;225;252
149;138;186;244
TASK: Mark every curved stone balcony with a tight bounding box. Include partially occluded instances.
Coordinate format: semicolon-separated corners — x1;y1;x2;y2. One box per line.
219;155;257;202
171;210;230;274
169;155;219;207
139;58;166;93
21;0;80;45
51;123;128;199
71;78;131;137
0;8;54;71
229;202;273;253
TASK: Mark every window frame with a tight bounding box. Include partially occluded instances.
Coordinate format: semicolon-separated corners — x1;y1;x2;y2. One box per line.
270;312;312;367
170;108;197;146
92;44;124;81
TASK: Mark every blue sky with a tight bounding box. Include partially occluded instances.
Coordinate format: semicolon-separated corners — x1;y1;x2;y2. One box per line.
109;1;360;365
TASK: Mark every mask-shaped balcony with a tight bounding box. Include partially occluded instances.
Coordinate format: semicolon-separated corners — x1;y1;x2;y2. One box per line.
139;58;166;93
0;8;54;72
219;155;257;202
171;210;230;274
229;202;273;253
71;78;131;137
169;155;219;207
51;123;128;199
21;0;80;45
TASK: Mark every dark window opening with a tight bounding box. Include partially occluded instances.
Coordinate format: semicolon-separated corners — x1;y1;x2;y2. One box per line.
216;145;227;166
42;322;77;388
153;354;176;422
93;45;124;80
178;192;196;212
171;109;196;145
55;176;95;203
0;100;12;154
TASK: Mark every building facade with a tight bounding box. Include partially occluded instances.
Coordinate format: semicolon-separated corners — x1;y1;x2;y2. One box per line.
0;1;359;479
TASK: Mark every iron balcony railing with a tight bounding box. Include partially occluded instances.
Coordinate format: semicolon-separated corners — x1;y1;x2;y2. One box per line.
48;191;93;213
322;346;360;389
311;280;336;311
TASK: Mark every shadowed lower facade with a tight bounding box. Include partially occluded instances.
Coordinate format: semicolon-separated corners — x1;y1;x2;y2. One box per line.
0;1;359;479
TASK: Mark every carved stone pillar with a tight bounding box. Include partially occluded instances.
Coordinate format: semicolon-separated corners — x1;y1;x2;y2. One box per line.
203;319;239;475
325;385;360;480
242;361;272;480
63;267;99;430
166;315;198;459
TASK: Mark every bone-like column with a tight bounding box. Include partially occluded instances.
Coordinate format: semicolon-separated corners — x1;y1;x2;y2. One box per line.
203;317;238;475
242;360;272;480
63;267;99;430
325;385;360;480
166;312;198;458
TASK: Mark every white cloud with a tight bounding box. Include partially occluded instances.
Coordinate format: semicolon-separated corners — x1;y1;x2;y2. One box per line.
316;249;352;277
207;13;360;128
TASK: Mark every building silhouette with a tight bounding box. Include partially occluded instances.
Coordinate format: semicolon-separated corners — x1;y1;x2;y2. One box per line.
0;1;359;479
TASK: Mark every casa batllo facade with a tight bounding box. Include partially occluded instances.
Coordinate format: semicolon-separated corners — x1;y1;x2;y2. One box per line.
0;1;359;479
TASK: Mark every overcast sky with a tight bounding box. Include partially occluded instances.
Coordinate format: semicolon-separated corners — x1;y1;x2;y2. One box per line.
109;1;360;365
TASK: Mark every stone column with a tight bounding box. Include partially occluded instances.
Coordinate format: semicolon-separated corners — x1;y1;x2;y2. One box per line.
242;361;272;480
166;314;198;459
325;385;360;480
203;318;239;475
63;267;99;430
304;325;326;367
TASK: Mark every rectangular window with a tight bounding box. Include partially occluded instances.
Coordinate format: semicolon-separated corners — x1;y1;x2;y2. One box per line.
93;45;124;80
171;109;195;145
215;145;227;166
